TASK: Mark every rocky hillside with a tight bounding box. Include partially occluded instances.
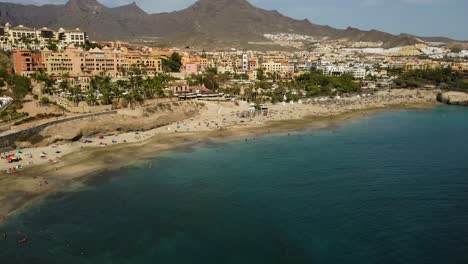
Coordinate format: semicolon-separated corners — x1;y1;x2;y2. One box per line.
0;0;457;48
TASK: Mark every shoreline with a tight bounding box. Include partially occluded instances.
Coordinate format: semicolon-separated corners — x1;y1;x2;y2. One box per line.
0;100;438;219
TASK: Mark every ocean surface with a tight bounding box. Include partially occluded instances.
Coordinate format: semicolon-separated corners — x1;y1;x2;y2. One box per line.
1;106;468;264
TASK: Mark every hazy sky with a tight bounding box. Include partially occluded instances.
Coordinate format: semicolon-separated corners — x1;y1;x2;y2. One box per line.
1;0;467;40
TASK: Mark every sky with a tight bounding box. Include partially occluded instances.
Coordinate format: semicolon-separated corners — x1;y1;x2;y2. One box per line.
1;0;467;40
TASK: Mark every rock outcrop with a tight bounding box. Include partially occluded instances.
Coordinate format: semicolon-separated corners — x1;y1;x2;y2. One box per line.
437;92;468;106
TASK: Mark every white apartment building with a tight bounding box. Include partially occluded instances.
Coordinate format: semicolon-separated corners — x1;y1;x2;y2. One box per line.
322;65;347;76
262;61;282;73
58;28;87;47
0;23;87;51
322;65;367;79
242;54;249;71
0;25;11;51
1;24;57;50
217;65;234;74
248;70;258;80
7;24;36;42
281;62;295;74
348;67;366;79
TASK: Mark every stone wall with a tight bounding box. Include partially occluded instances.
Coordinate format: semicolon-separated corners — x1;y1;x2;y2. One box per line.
0;110;117;150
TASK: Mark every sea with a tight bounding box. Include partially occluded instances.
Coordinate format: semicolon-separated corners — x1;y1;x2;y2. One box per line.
1;106;468;264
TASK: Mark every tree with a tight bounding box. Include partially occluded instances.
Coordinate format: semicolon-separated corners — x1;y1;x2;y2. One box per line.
129;64;143;76
293;71;360;96
12;76;32;100
100;88;112;105
0;53;12;71
46;40;59;52
206;67;218;75
162;52;182;72
0;53;12;87
82;40;102;51
19;36;33;47
40;96;51;106
394;67;463;89
257;68;266;81
243;85;258;102
68;85;82;106
202;73;219;91
85;88;98;106
59;79;70;91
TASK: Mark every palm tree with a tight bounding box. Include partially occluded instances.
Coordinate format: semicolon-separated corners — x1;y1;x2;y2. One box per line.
85;88;98;106
142;79;155;99
67;85;82;107
243;85;257;102
113;81;126;104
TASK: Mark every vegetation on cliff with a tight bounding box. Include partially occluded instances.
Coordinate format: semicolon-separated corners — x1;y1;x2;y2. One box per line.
394;67;468;90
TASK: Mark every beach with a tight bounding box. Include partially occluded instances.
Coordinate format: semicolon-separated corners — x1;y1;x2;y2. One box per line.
0;89;439;218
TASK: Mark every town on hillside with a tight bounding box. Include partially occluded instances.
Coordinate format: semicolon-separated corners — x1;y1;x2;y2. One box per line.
1;0;468;261
0;22;467;151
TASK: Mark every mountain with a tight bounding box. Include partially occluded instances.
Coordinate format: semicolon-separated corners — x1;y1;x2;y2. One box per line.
0;0;458;48
147;0;340;47
334;27;425;48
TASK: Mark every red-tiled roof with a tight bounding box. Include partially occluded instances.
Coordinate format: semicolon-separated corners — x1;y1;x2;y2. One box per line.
190;85;213;94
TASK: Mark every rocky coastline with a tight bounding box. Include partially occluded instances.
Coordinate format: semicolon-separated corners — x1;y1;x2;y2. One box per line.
437;91;468;106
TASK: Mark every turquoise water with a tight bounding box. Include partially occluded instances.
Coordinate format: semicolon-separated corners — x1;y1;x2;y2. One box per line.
1;106;468;263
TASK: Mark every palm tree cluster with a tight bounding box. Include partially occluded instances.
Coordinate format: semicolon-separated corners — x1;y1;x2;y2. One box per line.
44;73;173;107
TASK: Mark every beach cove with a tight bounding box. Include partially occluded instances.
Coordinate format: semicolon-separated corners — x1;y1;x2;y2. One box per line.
0;104;467;263
0;89;439;217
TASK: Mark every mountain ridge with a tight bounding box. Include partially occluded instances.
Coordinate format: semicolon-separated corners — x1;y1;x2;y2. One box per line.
0;0;459;48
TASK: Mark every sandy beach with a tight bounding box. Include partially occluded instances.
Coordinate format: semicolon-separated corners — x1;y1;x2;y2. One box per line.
0;89;440;219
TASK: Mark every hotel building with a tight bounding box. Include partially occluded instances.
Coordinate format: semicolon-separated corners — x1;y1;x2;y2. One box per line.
0;23;87;51
12;49;44;77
